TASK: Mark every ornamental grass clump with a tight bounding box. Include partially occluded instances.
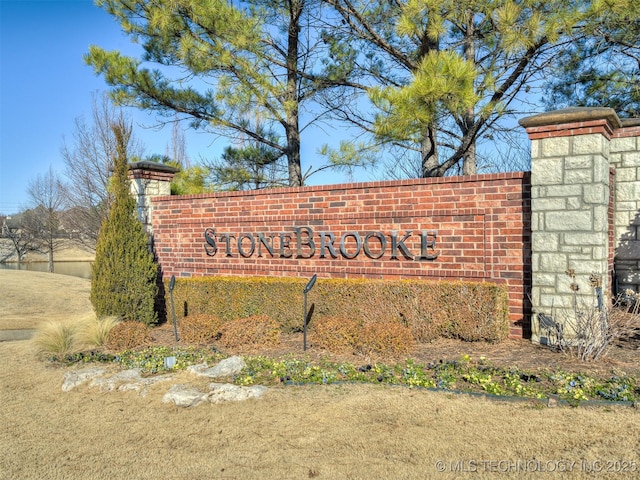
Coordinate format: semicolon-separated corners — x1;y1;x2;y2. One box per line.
33;320;82;357
33;315;121;357
77;315;121;348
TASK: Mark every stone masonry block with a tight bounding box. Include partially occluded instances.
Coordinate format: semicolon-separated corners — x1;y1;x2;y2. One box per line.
531;212;543;231
532;197;566;211
593;205;609;232
539;253;568;272
532;158;563;185
608;154;623;169
562;231;607;246
565;155;594;169
532;232;559;251
616;226;636;243
545;210;592;231
622;152;640;167
572;134;605;155
542;185;582;197
534;273;557;287
611;137;637;153
564;169;592;184
592;246;607;261
616;240;640;260
567;260;608;275
616;202;640;217
616;182;639;202
614;167;637;182
566;197;581;210
559;245;583;254
539;294;574;309
593;157;611;184
541;136;570;157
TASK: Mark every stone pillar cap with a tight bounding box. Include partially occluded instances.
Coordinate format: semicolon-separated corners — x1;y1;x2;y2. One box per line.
128;160;181;174
519;107;622;129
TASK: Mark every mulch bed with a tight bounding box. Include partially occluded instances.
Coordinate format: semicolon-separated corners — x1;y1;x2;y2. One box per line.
149;322;640;378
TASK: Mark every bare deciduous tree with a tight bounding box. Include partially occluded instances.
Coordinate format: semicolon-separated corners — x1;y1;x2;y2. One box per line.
61;92;143;245
0;213;39;266
25;166;67;273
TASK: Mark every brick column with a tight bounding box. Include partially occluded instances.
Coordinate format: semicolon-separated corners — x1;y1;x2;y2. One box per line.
519;108;617;344
128;161;179;237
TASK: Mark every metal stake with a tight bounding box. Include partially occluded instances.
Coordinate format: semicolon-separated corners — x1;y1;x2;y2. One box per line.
169;275;179;341
303;274;317;351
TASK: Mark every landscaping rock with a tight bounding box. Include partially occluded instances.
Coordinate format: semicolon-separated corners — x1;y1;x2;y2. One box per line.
207;383;268;404
187;355;246;378
62;367;107;392
162;384;210;407
89;369;174;396
63;356;266;405
162;383;268;407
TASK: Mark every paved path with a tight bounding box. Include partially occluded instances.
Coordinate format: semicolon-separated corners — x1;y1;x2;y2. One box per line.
0;329;35;342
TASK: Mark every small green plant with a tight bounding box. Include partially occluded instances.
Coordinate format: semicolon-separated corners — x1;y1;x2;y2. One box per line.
115;346;225;374
55;344;640;405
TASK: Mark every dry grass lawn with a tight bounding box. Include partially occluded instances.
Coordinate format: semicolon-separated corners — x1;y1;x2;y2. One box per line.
0;270;91;330
1;270;640;479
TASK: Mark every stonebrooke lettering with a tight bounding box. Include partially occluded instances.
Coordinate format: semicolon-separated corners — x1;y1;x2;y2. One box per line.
204;227;438;261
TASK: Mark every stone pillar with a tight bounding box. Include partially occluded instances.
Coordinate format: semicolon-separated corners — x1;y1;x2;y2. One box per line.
519;108;617;343
128;161;179;237
610;119;640;294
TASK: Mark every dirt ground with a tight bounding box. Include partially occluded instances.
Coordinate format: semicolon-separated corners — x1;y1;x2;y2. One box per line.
2;271;640;479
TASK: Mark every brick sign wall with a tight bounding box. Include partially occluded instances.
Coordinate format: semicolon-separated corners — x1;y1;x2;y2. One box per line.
151;172;531;338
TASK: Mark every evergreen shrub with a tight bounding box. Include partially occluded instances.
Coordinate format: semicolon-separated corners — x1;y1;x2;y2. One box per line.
90;122;158;325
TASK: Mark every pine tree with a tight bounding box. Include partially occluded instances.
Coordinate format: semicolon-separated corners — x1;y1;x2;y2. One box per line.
90;120;158;325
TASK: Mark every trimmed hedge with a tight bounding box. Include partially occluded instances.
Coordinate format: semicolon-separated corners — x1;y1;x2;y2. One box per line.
165;276;510;343
219;315;281;349
180;313;223;345
106;321;151;351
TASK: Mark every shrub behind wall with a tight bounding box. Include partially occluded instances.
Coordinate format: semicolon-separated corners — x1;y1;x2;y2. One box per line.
166;276;510;342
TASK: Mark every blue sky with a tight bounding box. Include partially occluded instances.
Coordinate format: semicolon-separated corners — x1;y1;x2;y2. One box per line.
0;0;357;215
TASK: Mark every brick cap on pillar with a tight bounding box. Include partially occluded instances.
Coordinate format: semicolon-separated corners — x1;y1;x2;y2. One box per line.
519;107;622;129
